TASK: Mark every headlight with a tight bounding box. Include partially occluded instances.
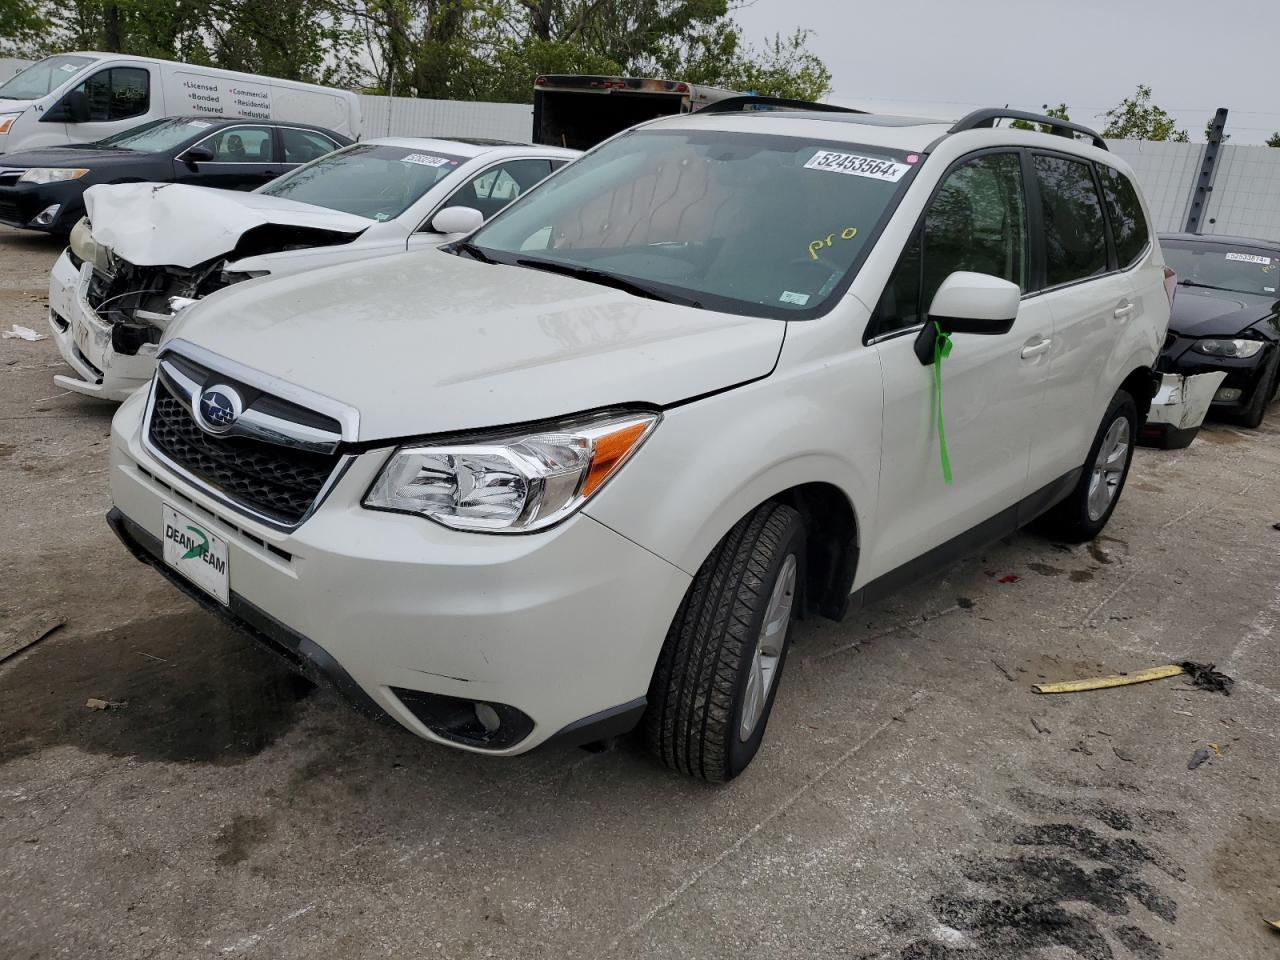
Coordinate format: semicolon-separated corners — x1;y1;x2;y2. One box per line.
18;167;90;184
364;410;659;533
1192;338;1265;359
0;113;20;135
69;216;96;262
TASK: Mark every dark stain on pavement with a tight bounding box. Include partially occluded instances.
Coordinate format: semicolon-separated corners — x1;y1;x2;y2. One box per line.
870;790;1181;958
214;814;274;867
0;611;314;765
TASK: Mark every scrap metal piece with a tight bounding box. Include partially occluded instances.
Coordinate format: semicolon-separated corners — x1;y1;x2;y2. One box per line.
1032;664;1186;694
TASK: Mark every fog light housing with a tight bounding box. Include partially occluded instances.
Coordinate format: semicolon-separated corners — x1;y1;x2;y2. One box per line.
32;204;60;227
1215;387;1243;402
391;687;534;749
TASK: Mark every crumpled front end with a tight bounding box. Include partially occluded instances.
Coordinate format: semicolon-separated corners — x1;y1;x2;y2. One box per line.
47;186;368;402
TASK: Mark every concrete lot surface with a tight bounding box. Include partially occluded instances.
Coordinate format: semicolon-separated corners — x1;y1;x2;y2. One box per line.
1;225;1278;959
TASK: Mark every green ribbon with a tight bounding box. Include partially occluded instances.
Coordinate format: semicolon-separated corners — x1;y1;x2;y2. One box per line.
932;321;953;486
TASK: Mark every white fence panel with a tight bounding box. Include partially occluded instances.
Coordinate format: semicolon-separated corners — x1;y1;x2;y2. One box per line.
359;95;533;143
1204;145;1280;243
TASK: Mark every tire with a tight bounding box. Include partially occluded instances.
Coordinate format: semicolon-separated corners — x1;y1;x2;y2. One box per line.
1236;351;1279;429
643;502;805;782
1037;390;1138;543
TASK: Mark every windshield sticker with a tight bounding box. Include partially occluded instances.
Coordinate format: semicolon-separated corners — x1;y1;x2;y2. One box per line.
186;119;213;129
780;291;811;306
60;63;79;72
805;151;910;182
1225;252;1271;265
808;226;858;261
401;153;451;167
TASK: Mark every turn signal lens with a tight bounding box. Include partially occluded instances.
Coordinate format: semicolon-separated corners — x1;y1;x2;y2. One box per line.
364;411;659;533
0;114;18;135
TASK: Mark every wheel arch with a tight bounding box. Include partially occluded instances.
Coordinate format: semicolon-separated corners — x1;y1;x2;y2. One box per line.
1119;364;1159;423
767;482;860;622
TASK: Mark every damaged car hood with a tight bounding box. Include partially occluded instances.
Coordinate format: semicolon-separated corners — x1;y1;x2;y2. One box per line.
1169;287;1279;338
84;183;373;269
165;249;786;441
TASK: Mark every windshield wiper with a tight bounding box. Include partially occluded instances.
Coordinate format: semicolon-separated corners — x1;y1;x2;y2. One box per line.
513;256;701;307
453;240;495;264
1178;280;1240;293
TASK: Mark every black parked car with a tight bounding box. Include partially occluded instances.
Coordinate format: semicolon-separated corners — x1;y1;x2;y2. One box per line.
0;116;351;235
1158;233;1280;429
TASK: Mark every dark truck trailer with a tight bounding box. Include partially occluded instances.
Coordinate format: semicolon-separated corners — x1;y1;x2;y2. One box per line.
532;75;737;150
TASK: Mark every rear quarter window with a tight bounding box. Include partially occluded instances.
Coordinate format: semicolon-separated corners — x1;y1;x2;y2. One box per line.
1098;165;1150;268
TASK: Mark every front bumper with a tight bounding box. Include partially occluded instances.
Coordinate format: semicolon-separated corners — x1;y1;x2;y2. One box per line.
1157;335;1275;416
47;249;155;402
107;388;691;755
1138;371;1228;449
0;178;86;232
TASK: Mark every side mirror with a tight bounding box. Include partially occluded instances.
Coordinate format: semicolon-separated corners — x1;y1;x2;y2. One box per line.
430;206;484;236
44;90;90;124
913;272;1020;365
182;145;215;165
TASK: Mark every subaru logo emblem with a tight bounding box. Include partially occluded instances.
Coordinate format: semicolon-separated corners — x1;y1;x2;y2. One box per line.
195;384;243;435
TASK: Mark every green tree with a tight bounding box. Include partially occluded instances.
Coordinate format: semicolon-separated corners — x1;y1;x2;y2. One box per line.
1203;116;1229;143
1265;131;1279;148
650;23;830;100
1009;102;1071;134
1101;84;1188;141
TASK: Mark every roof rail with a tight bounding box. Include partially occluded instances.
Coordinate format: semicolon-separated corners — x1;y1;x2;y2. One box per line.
950;108;1108;151
697;95;864;116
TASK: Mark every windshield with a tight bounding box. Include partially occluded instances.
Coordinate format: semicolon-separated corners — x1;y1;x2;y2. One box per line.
97;117;219;153
0;55;95;101
260;143;466;220
465;128;920;318
1164;239;1280;298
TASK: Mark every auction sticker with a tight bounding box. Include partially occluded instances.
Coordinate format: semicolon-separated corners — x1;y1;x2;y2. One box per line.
162;505;229;605
401;153;451;167
1225;252;1271;265
805;150;910;182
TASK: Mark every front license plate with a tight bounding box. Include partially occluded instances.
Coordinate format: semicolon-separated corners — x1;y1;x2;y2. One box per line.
162;505;229;605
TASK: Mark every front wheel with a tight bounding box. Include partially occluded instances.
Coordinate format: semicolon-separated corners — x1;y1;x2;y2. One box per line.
643;502;805;782
1037;390;1137;543
1236;350;1280;429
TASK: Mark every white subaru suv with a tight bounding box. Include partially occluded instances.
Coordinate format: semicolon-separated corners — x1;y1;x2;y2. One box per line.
106;107;1170;781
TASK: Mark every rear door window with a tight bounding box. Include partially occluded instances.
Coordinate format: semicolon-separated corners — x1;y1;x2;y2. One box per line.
1033;154;1108;287
1097;165;1150;269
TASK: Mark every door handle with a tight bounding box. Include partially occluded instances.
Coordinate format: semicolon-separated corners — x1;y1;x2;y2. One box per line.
1114;300;1135;320
1020;337;1052;359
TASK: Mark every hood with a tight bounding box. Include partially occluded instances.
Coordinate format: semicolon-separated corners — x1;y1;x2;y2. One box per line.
1169;286;1279;338
85;182;373;268
0;144;147;168
166;250;786;440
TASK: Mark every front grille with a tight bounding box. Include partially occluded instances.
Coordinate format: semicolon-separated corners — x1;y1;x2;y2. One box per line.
148;380;341;526
0;197;19;223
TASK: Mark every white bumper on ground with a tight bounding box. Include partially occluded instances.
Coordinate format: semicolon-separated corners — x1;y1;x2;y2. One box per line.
46;250;155;402
107;388;692;754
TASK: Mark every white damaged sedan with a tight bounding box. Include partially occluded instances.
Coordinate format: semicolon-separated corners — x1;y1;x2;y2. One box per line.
46;137;577;400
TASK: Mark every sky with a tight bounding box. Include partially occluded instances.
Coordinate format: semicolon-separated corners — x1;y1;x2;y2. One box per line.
733;0;1277;145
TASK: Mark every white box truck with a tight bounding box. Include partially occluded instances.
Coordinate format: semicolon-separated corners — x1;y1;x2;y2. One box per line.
0;53;361;155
